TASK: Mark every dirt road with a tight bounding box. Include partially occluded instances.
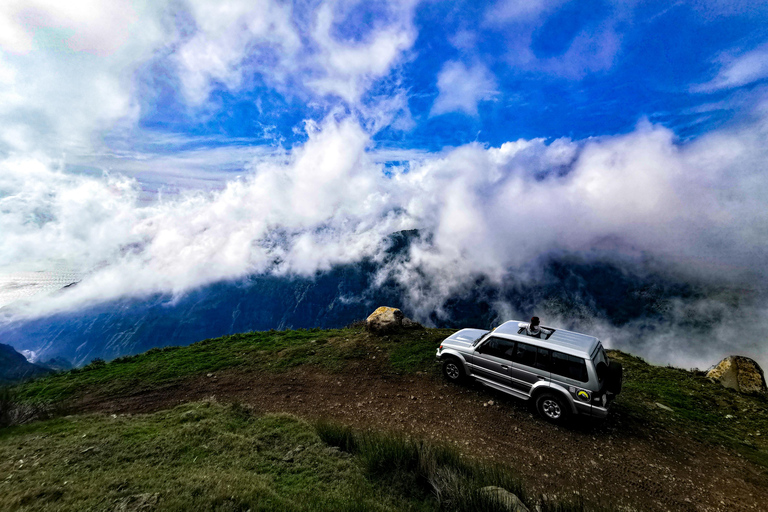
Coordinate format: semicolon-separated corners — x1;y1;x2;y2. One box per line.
74;366;768;512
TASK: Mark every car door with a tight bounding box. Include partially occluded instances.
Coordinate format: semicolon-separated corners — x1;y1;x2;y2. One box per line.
509;342;551;393
471;336;516;385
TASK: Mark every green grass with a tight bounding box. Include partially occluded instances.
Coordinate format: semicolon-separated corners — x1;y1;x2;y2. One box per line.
314;420;600;512
11;327;452;406
7;327;768;472
0;402;425;512
610;351;768;467
0;402;597;512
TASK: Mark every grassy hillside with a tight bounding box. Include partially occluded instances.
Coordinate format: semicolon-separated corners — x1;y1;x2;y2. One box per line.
3;325;768;510
0;400;597;512
10;327;454;405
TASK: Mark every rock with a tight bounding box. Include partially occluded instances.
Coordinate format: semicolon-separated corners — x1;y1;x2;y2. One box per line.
282;445;305;462
113;493;160;512
655;402;673;412
479;486;529;512
402;317;424;329
366;307;404;333
706;356;768;395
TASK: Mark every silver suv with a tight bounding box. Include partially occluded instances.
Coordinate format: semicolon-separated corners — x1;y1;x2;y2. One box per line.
436;320;622;423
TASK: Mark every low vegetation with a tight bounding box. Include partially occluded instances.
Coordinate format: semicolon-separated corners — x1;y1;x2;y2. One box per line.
2;325;767;510
0;400;594;511
0;401;416;511
610;351;768;467
10;326;452;405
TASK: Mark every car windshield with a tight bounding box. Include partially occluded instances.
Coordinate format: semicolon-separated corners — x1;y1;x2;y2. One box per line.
472;331;492;346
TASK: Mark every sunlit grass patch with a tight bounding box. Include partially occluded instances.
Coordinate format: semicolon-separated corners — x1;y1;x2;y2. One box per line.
0;402;419;512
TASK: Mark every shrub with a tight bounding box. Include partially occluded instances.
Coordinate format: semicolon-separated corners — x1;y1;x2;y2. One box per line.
316;419;357;453
82;358;106;371
0;386;13;427
315;420;528;511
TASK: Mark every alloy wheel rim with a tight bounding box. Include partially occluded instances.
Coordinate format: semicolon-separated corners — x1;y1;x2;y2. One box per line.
542;399;561;419
446;363;460;379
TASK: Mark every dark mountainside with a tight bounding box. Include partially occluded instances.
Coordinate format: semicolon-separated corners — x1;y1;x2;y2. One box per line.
0;343;52;384
0;230;719;366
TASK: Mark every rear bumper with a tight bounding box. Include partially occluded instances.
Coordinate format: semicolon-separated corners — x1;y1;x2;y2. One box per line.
574;400;610;419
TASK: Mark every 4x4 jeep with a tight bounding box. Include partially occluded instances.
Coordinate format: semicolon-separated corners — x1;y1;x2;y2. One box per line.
436;320;622;423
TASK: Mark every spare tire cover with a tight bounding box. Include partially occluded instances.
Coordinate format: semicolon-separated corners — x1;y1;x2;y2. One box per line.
607;361;623;394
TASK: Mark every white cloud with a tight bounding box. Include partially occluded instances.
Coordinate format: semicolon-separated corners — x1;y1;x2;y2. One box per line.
3;102;768;326
0;0;140;56
694;43;768;92
175;0;301;105
483;0;627;79
308;3;414;103
0;0;167;154
430;61;498;116
174;0;415;106
484;0;566;25
0;1;417;156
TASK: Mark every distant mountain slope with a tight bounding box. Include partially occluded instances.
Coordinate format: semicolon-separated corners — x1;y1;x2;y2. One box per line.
0;343;52;384
0;231;720;366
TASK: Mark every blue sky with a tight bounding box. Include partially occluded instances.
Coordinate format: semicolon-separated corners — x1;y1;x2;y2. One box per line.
125;0;768;153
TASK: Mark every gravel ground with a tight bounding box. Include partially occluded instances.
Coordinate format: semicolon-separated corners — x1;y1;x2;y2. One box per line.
73;362;768;512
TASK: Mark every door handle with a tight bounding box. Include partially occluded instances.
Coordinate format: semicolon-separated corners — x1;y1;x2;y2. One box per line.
501;365;509;370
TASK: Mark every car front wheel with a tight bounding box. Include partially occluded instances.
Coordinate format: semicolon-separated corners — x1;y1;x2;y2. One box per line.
442;358;465;383
535;393;570;424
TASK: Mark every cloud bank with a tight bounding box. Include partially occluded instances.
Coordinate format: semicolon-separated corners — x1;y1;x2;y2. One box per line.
3;107;767;321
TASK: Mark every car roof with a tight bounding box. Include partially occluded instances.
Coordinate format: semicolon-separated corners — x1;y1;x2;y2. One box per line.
491;320;600;358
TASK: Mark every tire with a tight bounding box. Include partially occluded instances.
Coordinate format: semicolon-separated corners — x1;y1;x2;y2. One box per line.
441;357;465;383
535;392;570;424
607;361;623;394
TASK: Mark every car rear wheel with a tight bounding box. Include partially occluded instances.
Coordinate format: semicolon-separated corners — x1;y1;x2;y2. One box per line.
535;392;570;424
442;358;465;383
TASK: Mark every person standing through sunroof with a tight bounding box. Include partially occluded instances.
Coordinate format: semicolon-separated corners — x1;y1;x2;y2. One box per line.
526;316;543;338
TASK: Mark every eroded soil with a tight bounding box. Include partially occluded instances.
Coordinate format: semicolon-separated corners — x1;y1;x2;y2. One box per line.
72;364;768;512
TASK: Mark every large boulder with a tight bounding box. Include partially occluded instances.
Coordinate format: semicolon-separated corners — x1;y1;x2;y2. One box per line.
366;307;404;333
706;356;767;395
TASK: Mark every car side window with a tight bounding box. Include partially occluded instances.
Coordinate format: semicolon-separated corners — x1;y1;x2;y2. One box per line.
497;338;516;361
551;351;589;382
513;342;537;367
535;347;551;371
479;337;516;361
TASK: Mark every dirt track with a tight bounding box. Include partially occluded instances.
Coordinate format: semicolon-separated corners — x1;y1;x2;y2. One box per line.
73;365;768;512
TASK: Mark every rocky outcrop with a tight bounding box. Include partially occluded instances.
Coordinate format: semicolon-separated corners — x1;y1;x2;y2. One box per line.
706;356;767;395
478;486;529;512
366;307;404;333
401;317;424;329
365;307;423;334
